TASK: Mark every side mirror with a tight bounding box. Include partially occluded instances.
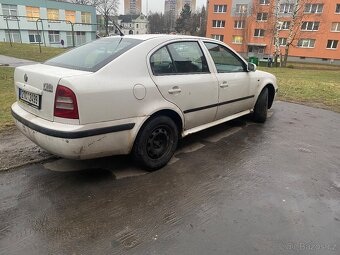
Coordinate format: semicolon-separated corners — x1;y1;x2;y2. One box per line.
247;62;257;72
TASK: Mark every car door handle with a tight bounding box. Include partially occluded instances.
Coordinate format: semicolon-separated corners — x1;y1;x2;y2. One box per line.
168;86;182;94
220;81;228;88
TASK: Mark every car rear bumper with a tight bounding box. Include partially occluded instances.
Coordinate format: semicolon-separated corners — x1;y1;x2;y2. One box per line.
11;102;146;159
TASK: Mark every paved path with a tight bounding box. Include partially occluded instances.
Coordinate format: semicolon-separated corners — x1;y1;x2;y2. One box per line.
0;55;37;67
0;102;339;255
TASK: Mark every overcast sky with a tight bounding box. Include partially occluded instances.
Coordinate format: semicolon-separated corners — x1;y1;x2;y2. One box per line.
118;0;207;14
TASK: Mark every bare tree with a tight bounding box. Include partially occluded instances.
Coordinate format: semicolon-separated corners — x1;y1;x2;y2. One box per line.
95;0;119;36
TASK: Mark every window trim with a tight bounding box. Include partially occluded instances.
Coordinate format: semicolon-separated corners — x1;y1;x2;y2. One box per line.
212;20;226;28
336;4;340;14
254;29;265;37
203;41;248;73
149;40;211;76
301;21;320;31
259;0;269;5
331;22;340;32
213;4;227;13
234;20;245;29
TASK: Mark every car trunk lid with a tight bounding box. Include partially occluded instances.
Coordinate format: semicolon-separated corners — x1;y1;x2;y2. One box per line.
14;64;90;122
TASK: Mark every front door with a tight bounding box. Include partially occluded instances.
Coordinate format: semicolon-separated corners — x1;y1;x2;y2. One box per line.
204;42;255;120
150;41;219;130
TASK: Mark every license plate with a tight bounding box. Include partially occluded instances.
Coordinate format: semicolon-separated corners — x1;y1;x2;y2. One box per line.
19;88;41;109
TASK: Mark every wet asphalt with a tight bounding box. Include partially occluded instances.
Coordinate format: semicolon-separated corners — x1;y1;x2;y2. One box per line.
0;102;339;255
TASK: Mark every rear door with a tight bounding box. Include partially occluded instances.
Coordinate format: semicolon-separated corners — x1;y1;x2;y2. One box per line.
203;42;255;120
149;40;219;130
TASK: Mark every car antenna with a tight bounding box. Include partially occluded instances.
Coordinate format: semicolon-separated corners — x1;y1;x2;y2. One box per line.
114;22;124;37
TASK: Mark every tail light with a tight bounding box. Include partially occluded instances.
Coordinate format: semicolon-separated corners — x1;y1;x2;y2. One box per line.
54;85;79;119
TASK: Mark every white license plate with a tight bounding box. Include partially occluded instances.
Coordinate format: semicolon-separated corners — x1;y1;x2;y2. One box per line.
19;88;41;109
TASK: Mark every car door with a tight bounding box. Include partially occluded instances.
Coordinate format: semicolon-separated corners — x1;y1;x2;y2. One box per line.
204;42;256;120
149;41;219;130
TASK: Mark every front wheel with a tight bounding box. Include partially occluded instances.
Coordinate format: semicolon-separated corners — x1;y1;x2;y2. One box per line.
252;87;268;123
132;116;178;171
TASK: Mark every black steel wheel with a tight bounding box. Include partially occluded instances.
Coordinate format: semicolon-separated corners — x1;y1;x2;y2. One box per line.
132;116;178;171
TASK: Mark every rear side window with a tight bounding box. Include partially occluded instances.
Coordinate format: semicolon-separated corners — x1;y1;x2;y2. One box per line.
150;41;209;75
45;37;142;72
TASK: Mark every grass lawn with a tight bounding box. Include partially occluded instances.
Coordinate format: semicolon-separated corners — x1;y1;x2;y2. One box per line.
0;67;15;131
260;67;340;113
0;42;66;62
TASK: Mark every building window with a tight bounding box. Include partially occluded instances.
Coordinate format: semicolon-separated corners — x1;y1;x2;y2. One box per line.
48;31;60;43
254;29;265;37
304;4;323;13
235;4;248;14
279;37;287;46
336;4;340;13
47;9;59;21
257;13;268;21
234;20;245;29
136;24;139;28
212;20;225;28
2;4;17;18
65;10;76;23
279;21;291;30
26;6;40;21
81;12;91;23
301;21;320;31
297;39;315;48
232;35;243;44
28;31;41;43
326;40;338;49
280;4;294;13
212;34;224;42
214;5;227;13
5;30;20;43
259;0;269;5
331;22;340;32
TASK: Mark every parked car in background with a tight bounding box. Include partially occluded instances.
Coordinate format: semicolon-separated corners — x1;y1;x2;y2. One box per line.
11;34;278;170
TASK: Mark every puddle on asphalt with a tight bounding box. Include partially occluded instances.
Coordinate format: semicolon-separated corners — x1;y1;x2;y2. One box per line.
42;115;257;179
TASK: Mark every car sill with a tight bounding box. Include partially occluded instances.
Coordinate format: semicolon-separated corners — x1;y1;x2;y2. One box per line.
182;110;251;137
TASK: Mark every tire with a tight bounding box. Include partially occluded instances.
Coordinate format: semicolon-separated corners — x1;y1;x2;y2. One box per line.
252;87;268;123
132;116;178;171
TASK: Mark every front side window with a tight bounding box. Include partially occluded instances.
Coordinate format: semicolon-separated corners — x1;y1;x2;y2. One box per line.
2;4;17;18
47;9;59;21
26;6;40;21
327;40;338;49
45;37;142;72
204;42;245;73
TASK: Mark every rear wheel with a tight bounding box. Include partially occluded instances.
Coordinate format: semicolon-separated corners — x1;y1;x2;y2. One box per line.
253;87;268;123
132;116;178;171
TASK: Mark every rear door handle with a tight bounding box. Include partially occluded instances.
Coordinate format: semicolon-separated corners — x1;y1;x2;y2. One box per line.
220;81;228;88
168;86;182;94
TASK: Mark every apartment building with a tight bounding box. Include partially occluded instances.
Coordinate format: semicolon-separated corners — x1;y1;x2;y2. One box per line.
206;0;340;65
0;0;96;48
124;0;142;15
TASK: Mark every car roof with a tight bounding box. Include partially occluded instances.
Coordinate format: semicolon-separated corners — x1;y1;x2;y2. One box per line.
107;34;212;42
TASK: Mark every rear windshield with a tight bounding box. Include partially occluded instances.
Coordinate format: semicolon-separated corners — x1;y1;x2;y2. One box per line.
45;37;142;72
